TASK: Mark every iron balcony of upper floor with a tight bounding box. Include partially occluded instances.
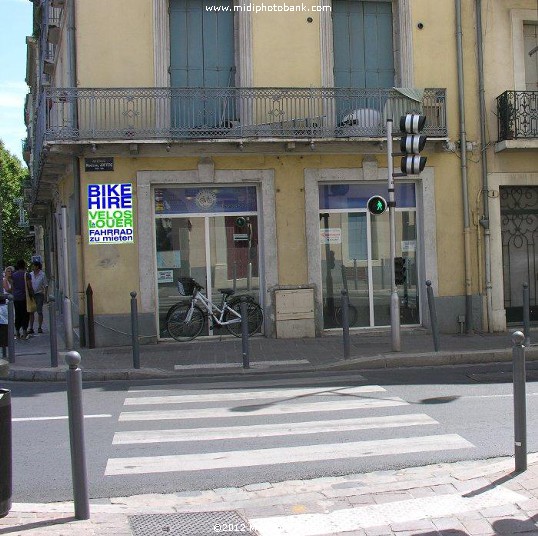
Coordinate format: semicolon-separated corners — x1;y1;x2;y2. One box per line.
497;90;538;142
40;87;448;143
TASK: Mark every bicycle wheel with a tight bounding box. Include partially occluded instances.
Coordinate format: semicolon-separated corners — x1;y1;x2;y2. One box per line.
167;303;205;341
224;301;264;337
334;303;358;327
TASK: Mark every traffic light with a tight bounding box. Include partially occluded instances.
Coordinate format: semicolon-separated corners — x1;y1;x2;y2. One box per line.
394;256;406;285
235;216;246;227
400;114;427;174
367;195;387;216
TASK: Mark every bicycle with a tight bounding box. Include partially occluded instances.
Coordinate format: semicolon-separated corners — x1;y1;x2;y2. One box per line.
166;277;264;342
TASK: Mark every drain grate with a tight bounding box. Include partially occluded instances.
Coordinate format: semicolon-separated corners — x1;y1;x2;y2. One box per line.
129;511;259;536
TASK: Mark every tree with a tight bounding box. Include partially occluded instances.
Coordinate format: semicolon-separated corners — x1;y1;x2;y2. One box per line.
0;141;33;269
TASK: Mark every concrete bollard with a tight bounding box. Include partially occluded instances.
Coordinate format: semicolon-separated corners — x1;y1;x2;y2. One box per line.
240;297;250;369
65;351;90;519
48;296;58;368
341;289;350;360
512;331;527;473
130;292;140;369
426;281;440;352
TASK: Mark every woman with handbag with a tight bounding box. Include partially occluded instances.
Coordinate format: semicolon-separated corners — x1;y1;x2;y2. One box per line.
11;260;33;340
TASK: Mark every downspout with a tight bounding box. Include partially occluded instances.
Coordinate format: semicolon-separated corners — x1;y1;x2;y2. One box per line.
455;0;473;333
476;0;493;332
67;0;86;345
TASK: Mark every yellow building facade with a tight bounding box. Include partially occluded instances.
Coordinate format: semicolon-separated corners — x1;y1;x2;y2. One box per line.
25;0;537;347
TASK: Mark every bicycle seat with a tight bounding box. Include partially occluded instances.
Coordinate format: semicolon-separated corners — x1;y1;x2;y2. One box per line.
219;288;235;297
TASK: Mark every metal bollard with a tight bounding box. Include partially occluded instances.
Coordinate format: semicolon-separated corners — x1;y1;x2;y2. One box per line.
48;296;58;368
240;297;250;369
130;292;140;369
341;289;350;360
86;285;95;349
522;283;531;347
426;281;440;352
7;295;15;364
0;389;12;518
512;331;527;473
65;351;90;520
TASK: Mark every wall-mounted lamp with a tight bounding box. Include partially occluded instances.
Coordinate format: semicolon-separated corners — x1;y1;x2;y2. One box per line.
91;143;97;153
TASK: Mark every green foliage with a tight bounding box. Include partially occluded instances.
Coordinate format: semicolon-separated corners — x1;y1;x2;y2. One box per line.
0;141;33;268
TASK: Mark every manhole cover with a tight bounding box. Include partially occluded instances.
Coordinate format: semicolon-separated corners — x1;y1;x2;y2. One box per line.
129;511;259;536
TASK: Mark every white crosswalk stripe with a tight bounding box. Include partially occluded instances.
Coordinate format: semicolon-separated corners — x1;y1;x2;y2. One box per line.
106;380;475;478
113;413;438;444
123;385;386;405
106;434;473;475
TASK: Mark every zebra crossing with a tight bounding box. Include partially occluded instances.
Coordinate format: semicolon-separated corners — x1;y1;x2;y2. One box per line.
105;377;475;478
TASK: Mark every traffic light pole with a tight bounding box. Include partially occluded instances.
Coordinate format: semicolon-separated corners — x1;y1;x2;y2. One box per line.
386;119;401;351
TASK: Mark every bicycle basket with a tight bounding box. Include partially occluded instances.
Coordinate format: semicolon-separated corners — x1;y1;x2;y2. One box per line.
177;277;197;296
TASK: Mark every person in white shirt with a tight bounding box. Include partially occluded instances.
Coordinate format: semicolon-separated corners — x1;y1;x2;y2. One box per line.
29;261;48;334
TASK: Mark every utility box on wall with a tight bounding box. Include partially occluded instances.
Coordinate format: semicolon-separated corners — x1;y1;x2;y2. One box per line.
275;288;315;338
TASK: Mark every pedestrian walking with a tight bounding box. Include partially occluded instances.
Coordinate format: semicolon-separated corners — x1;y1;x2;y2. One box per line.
28;261;48;334
11;260;32;340
0;266;12;351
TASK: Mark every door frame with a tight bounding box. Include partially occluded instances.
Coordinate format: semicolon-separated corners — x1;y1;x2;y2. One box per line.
305;164;437;335
137;164;277;337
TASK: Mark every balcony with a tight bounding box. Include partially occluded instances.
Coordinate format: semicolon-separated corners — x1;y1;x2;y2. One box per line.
27;87;447;201
496;90;538;151
40;87;447;143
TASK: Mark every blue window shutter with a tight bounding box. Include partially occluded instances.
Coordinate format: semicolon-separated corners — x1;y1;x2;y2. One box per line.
333;0;394;88
170;0;234;89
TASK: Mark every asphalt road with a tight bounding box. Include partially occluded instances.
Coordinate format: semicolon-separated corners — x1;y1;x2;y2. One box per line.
5;362;538;503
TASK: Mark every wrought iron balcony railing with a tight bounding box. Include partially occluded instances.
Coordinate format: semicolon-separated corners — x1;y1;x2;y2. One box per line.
28;87;447;195
497;90;538;141
40;87;447;142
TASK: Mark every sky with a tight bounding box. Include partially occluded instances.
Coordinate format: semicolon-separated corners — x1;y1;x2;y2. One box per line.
0;0;33;162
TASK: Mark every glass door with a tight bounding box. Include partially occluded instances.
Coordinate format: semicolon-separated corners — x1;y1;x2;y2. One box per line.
154;185;261;339
319;182;419;329
155;216;209;338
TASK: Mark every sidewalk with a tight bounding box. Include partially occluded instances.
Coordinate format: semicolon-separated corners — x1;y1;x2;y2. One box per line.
1;324;538;382
3;454;538;535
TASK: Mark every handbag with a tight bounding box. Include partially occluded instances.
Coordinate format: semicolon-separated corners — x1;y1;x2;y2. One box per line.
25;281;37;313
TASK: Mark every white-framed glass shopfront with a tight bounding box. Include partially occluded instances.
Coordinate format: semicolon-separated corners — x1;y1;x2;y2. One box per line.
318;182;420;329
153;185;263;338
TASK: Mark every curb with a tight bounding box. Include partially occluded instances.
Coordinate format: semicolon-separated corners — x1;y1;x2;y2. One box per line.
3;346;538;382
326;346;538;370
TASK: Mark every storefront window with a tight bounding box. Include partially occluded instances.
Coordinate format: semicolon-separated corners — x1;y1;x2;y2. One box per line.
154;186;260;338
319;183;419;329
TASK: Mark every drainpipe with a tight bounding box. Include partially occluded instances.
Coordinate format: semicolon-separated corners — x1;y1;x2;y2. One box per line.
67;0;86;345
476;0;493;332
455;0;473;333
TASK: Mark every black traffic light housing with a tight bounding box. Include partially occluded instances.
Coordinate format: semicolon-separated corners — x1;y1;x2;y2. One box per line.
394;256;406;285
400;114;427;175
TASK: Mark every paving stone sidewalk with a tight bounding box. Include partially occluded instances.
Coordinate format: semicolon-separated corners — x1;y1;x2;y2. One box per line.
2;324;538;382
3;454;538;535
